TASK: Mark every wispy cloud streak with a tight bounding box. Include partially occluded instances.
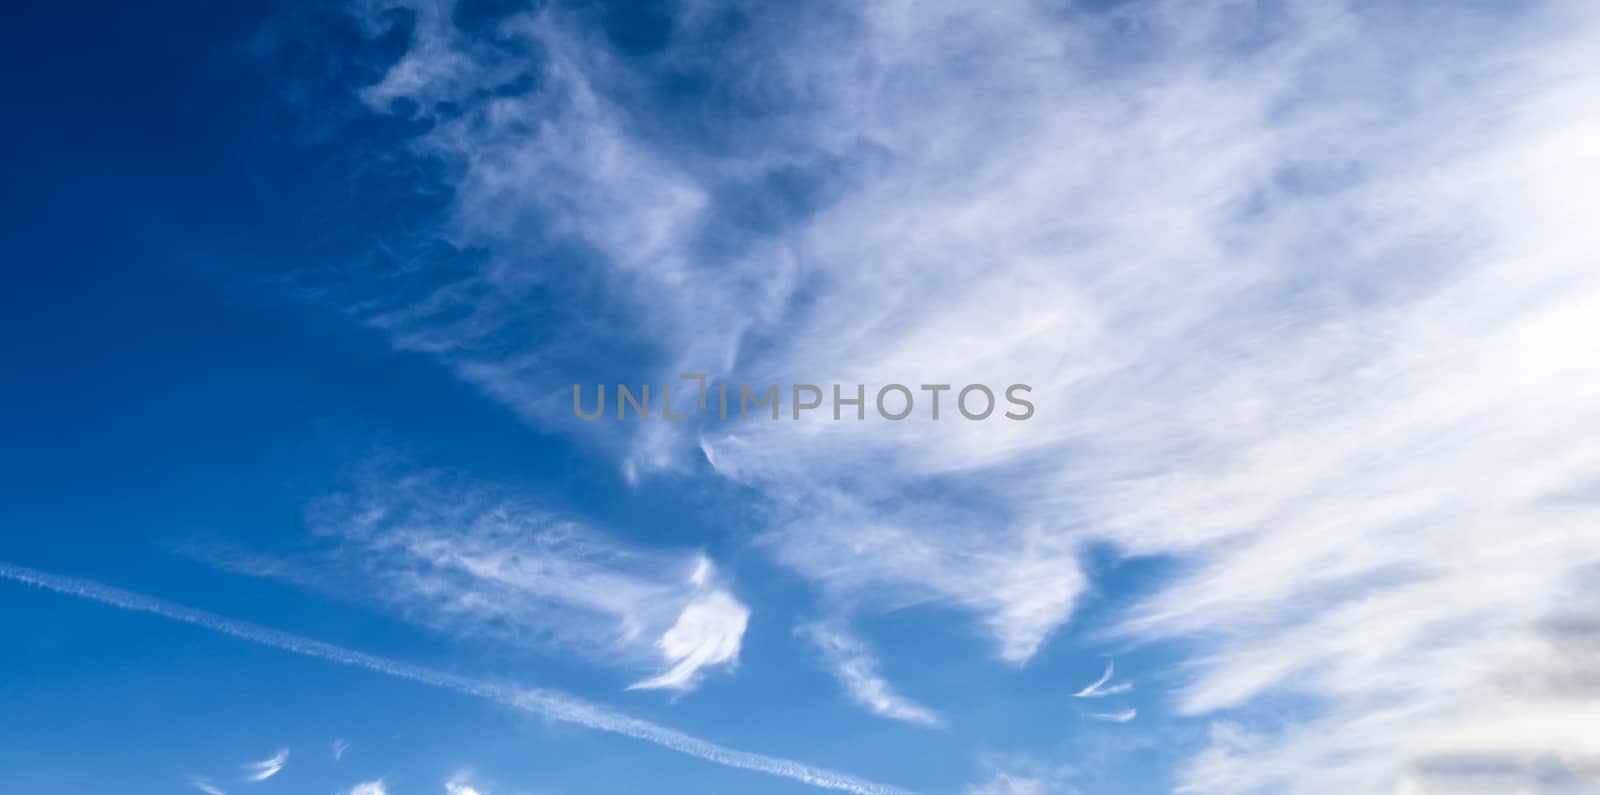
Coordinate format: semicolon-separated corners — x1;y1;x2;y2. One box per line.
1089;709;1136;724
0;561;912;795
243;749;288;782
191;778;228;795
799;623;943;727
1071;662;1132;699
295;466;749;692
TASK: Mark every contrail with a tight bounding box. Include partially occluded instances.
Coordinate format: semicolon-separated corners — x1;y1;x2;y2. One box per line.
0;561;914;795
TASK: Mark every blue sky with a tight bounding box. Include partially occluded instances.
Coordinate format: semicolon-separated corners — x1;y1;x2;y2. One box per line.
3;1;1599;794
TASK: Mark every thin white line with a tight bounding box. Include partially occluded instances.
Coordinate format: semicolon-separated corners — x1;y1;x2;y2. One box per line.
0;561;914;795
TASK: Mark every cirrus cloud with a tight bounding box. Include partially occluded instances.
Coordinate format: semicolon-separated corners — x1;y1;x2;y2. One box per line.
294;0;1600;791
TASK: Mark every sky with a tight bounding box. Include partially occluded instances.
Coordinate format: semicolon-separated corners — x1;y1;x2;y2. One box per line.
2;1;1599;794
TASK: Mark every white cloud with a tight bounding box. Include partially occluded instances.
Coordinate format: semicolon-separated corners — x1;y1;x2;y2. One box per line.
1072;661;1135;723
332;738;348;761
190;778;228;795
332;0;1600;792
345;781;387;795
964;754;1088;795
762;498;1086;664
1070;662;1132;699
798;623;943;727
1088;709;1136;724
965;774;1046;795
302;466;749;692
243;749;288;782
445;778;483;795
328;1;755;481
629;587;750;691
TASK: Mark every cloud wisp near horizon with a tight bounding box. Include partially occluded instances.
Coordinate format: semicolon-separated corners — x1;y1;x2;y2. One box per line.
0;561;912;795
